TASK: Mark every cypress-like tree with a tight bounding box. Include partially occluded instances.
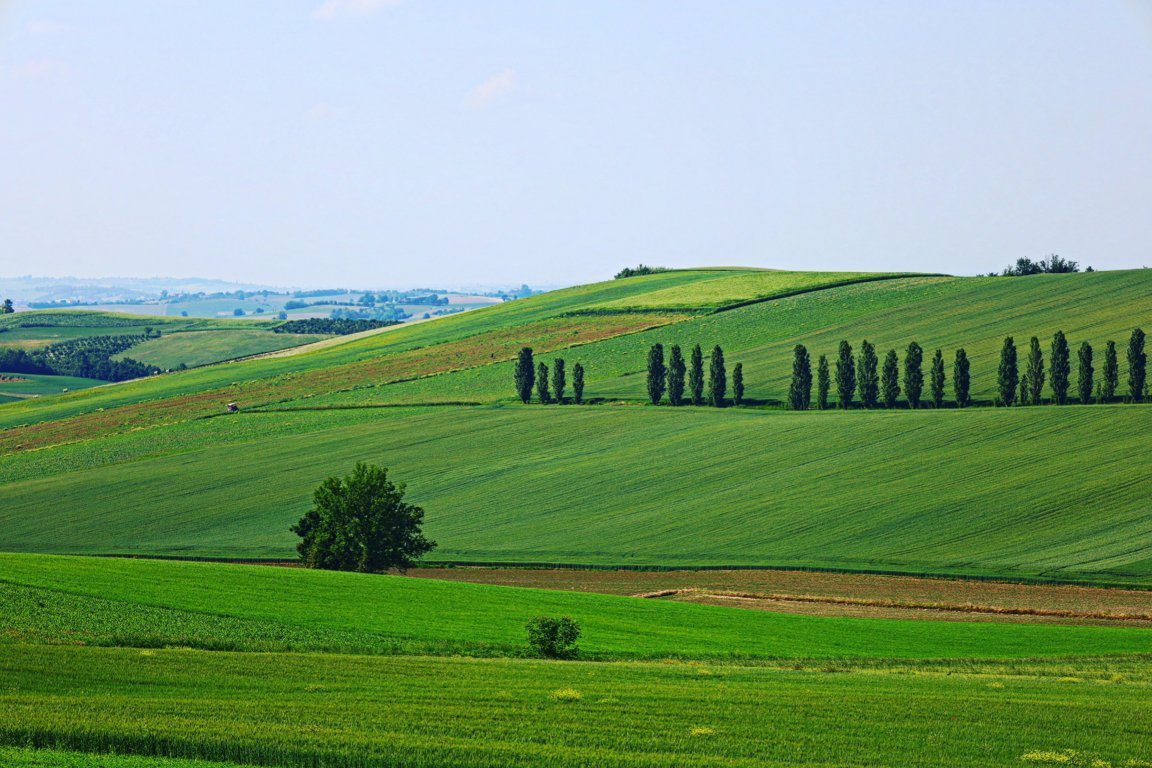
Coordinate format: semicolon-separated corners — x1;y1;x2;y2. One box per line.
1023;336;1045;406
903;342;924;409
646;344;666;405
857;340;879;408
816;354;830;410
688;344;704;405
1102;340;1118;402
1127;328;1146;402
514;347;535;404
790;345;812;410
1049;331;1070;405
881;349;900;408
732;363;744;406
708;345;727;407
835;341;855;409
553;358;567;404
572;362;585;404
667;345;686;406
1076;342;1093;405
536;361;550;404
953;349;970;408
929;348;945;408
998;337;1018;406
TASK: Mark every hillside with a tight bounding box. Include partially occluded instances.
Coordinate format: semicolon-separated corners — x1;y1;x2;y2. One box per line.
2;268;1151;584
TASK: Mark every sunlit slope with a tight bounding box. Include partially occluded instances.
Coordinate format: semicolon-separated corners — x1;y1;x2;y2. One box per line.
284;269;1152;409
3;553;1150;658
3;405;1151;583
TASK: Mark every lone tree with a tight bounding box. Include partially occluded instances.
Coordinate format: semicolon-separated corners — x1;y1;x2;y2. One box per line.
1023;336;1045;406
929;349;946;408
998;337;1019;406
1049;331;1070;405
667;345;686;406
903;342;924;409
552;358;567;404
525;616;581;659
688;344;705;406
790;345;812;410
536;361;551;404
572;362;585;404
953;349;971;408
881;349;900;408
708;345;727;407
291;462;436;573
732;363;744;406
514;347;535;404
857;341;879;408
646;344;666;405
1;298;13;314
1077;341;1094;405
1102;340;1118;402
1128;328;1146;402
816;354;830;410
835;341;856;409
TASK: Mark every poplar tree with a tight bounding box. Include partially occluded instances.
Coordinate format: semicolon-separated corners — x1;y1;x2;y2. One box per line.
881;349;900;408
667;345;686;406
646;344;666;405
1128;328;1146;402
835;341;855;409
536;361;550;404
514;347;535;404
1023;336;1045;405
1049;331;1070;405
1102;340;1118;402
553;358;567;404
857;340;879;408
816;354;830;410
572;362;585;404
929;349;945;408
998;337;1018;406
1077;342;1093;404
790;345;812;410
953;349;970;408
732;363;744;406
708;345;727;407
688;344;704;405
903;342;924;409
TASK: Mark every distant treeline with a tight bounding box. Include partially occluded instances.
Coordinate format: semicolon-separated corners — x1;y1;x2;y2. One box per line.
788;328;1147;410
273;318;400;335
0;335;160;382
615;265;671;279
992;254;1089;277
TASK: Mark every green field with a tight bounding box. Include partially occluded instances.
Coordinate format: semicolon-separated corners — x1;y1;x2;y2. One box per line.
0;373;105;399
111;330;331;369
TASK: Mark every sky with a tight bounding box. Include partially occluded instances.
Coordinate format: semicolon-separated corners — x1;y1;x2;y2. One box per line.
1;1;1150;289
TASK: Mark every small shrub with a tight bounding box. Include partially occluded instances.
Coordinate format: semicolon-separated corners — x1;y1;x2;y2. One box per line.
550;687;582;702
526;616;581;659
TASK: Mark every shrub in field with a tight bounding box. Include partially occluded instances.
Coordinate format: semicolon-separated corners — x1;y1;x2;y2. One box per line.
553;358;567;404
880;350;899;408
526;616;581;659
998;337;1019;406
835;341;855;409
647;344;666;405
689;344;704;405
732;362;744;405
1049;331;1070;405
816;354;830;410
857;341;879;408
903;342;924;409
1127;327;1146;402
1077;342;1093;404
790;345;812;410
291;462;436;573
514;347;535;404
708;345;727;407
953;349;970;408
572;362;585;404
536;362;550;404
667;345;686;405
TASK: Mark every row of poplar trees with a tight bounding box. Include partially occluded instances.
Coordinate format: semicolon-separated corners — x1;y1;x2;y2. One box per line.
514;347;586;404
787;327;1147;410
645;343;744;406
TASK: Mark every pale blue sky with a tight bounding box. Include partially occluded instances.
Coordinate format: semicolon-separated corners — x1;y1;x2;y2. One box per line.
2;1;1150;288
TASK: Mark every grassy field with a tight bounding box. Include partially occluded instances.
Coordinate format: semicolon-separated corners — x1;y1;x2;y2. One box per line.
111;330;331;369
0;373;105;399
0;746;254;768
3;403;1151;583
